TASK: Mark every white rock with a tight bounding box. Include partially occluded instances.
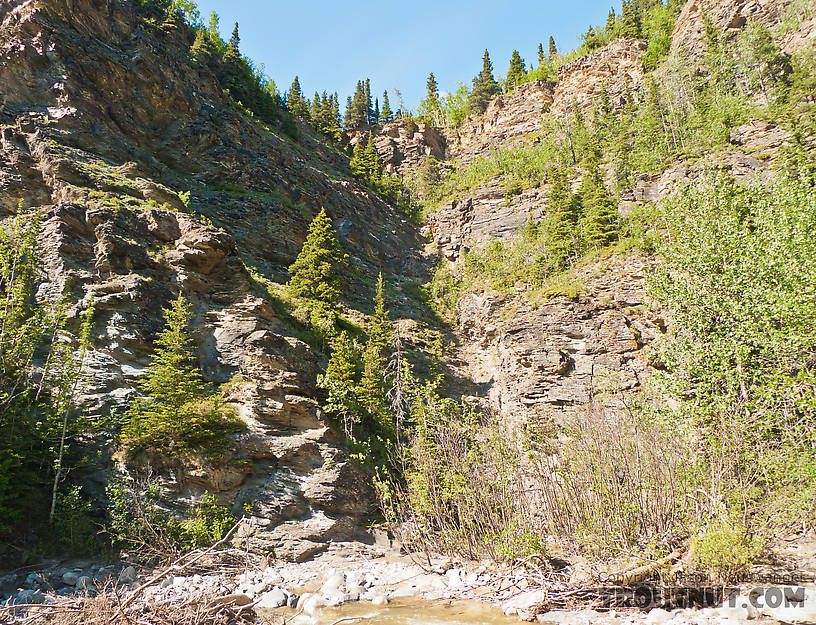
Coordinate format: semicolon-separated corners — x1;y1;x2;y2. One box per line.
119;566;137;583
503;589;547;614
62;572;79;586
257;588;288;609
173;576;186;587
371;594;388;606
321;572;345;595
645;608;673;625
324;590;346;606
303;594;328;616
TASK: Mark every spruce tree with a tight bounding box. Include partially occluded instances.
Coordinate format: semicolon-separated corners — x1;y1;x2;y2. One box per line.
191;28;217;66
549;36;558;58
287;76;309;118
344;96;354;128
365;78;372;125
227;22;239;52
578;151;618;248
374;97;380;124
122;297;243;453
380;90;394;123
360;273;393;427
506;50;526;89
546;167;580;270
363;133;382;181
468;49;501;114
286;208;347;305
538;42;546;66
320;330;362;435
350;138;365;178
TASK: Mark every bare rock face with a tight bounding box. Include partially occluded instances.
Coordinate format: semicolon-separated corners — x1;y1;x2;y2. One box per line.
670;0;787;59
455;256;661;426
347;119;447;178
448;81;554;164
551;39;647;118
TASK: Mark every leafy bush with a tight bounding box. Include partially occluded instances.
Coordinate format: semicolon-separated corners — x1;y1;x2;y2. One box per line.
106;479;235;558
650;173;816;536
690;520;759;583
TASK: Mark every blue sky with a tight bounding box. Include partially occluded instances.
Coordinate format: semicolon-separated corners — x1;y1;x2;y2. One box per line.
193;0;614;110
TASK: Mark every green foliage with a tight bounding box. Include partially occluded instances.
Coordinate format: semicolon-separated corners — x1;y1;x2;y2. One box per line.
506;51;526;90
106;480;235;556
469;50;501;114
649;174;816;537
0;208;92;538
381;391;540;561
39;487;102;557
121;297;244;456
286;208;348;307
691;520;759;583
317;274;398;476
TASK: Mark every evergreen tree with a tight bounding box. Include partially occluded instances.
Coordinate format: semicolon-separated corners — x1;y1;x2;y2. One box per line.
365;78;373;125
546;166;580;269
363;133;382;181
360;273;393;426
549;36;558;58
468;49;501;114
190;27;217;66
374;97;380;124
122;297;243;453
287;76;309;118
344;96;354;128
286;208;347;306
606;7;618;37
319;330;362;436
228;22;239;52
538;42;546;66
420;72;442;123
578;151;618;248
380;90;394;123
506;50;527;89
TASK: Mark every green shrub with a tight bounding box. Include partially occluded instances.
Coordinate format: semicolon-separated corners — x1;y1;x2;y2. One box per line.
690;520;759;583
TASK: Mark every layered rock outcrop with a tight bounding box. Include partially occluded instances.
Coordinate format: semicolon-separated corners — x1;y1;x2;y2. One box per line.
448;81;554;164
455;255;661;426
353;118;447;178
551;38;647;118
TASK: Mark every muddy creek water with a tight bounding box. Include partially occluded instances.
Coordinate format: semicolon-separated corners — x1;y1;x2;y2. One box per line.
269;599;521;624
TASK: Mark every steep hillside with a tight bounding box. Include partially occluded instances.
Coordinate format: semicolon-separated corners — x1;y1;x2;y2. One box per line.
0;0;428;563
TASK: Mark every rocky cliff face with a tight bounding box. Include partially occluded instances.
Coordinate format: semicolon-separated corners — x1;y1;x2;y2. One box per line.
0;0;427;559
448;81;554;164
349;118;447;178
552;38;647;118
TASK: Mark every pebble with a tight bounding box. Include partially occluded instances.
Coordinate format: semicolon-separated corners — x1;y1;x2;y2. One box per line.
371;594;389;606
119;566;137;583
76;576;93;592
62;571;79;586
257;588;288;609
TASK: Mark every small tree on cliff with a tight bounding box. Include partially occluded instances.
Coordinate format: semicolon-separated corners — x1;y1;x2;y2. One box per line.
360;273;394;430
380;90;394;123
506;50;527;90
286;208;348;308
549;36;558;58
469;49;501;114
121;296;243;455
